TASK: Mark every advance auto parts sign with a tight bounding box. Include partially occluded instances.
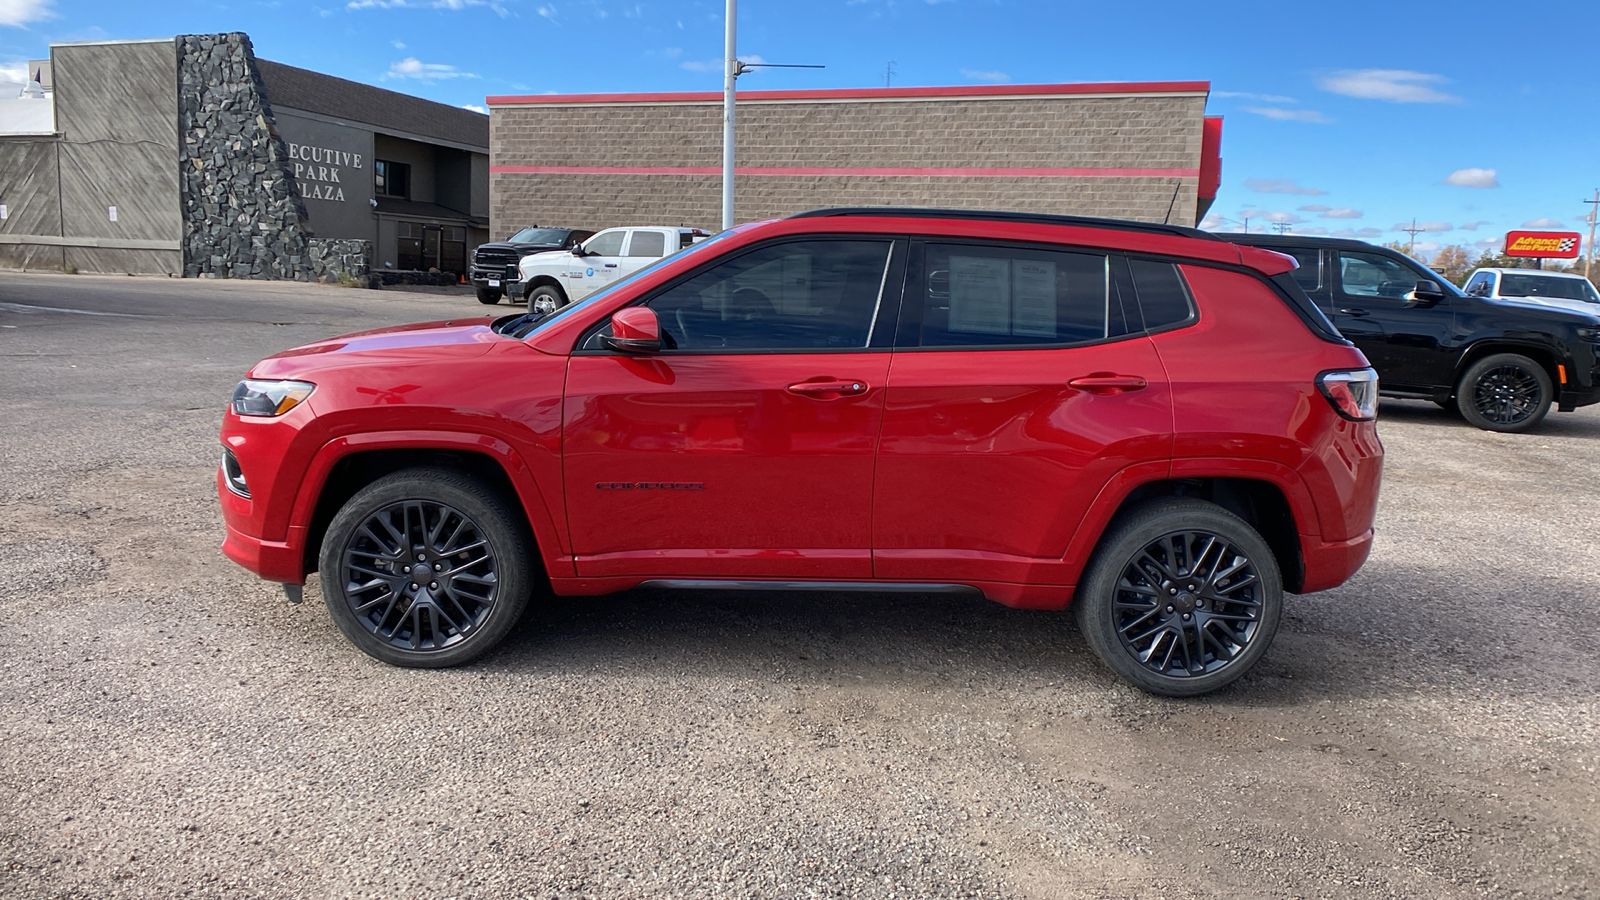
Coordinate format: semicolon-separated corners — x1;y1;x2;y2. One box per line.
1504;231;1582;259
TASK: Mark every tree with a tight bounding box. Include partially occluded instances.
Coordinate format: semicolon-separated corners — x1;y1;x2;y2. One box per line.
1430;245;1474;285
1382;240;1417;260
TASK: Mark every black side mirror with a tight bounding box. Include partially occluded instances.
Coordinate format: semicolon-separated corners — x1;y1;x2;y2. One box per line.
1405;280;1445;308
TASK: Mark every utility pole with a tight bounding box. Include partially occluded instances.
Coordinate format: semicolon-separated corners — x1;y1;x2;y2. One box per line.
1241;216;1250;234
885;60;895;88
1271;222;1291;234
721;0;737;232
1583;189;1599;278
1401;217;1426;256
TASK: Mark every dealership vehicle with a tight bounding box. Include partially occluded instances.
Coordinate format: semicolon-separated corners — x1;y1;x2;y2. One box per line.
1462;267;1600;316
219;208;1383;697
1227;234;1600;433
516;226;711;315
469;226;594;305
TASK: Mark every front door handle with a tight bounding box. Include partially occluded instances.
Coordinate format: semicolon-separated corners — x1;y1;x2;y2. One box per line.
1067;374;1148;394
1339;308;1370;317
603;263;619;268
787;379;869;398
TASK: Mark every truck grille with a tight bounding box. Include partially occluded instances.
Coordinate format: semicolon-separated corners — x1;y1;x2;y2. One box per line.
473;248;519;270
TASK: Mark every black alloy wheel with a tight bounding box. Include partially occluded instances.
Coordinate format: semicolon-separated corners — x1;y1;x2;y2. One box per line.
1075;499;1282;697
1456;352;1552;433
320;469;533;668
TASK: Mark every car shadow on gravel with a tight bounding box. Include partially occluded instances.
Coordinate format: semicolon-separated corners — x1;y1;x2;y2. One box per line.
1378;398;1600;437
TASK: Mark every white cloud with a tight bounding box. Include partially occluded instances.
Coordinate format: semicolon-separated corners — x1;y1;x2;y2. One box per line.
1299;205;1331;213
0;60;27;81
1522;217;1565;228
460;103;487;114
960;68;1009;84
391;39;406;49
1317;69;1462;104
1263;211;1303;224
385;57;479;80
1322;208;1363;219
1333;227;1384;239
1244;178;1326;196
682;54;764;73
1213;90;1296;103
1244;106;1331;124
1458;220;1491;231
1443;167;1499;188
0;0;53;27
1199;215;1226;230
1295;226;1329;236
350;0;506;11
1391;221;1451;232
537;4;556;19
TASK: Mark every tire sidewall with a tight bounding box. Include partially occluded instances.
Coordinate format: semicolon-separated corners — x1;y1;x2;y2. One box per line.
529;285;565;315
318;468;531;668
1456;352;1552;433
475;286;503;305
1075;499;1283;698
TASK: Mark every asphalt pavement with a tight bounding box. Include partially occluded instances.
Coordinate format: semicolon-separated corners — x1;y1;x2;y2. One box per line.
1;271;1596;898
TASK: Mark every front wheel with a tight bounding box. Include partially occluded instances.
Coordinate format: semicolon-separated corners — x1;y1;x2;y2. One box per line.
528;284;567;316
475;286;503;305
319;468;533;668
1456;353;1552;433
1074;499;1283;697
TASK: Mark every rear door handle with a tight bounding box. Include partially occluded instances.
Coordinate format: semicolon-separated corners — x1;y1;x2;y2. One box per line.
1339;308;1370;317
787;379;869;398
1067;374;1148;394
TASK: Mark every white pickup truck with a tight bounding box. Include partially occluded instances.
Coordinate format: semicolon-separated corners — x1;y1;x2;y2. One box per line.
515;225;712;314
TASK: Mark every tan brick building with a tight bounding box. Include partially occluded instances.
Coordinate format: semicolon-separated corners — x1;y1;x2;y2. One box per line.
486;81;1222;235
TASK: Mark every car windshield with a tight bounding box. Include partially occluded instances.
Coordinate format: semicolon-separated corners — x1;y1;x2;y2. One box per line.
503;231;735;339
507;228;572;244
1498;273;1600;304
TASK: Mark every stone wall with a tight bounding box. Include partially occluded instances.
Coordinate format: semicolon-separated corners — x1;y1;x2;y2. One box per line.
176;33;311;280
306;238;371;284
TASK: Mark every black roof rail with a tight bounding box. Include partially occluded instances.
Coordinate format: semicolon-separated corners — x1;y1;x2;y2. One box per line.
787;207;1220;241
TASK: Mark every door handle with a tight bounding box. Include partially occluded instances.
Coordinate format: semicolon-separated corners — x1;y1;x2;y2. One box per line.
1338;308;1370;317
603;263;619;268
787;379;869;398
1067;374;1148;394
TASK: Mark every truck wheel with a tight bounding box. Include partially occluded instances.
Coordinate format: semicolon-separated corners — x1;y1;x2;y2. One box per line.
1074;499;1282;698
319;468;533;668
475;286;503;305
528;284;566;316
1456;353;1552;433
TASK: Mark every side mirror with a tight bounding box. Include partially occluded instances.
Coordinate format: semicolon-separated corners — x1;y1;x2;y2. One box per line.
570;244;588;257
602;307;662;353
1404;280;1445;308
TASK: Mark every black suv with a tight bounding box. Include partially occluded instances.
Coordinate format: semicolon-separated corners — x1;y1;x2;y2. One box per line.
1226;234;1600;432
469;226;594;305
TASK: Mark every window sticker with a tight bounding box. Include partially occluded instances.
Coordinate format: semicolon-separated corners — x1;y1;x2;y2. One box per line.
948;255;1011;335
1011;260;1057;338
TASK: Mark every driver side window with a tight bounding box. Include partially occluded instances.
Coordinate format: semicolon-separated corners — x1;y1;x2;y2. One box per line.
1338;251;1421;301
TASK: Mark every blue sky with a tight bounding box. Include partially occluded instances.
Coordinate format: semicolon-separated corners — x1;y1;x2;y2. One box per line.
4;0;1597;260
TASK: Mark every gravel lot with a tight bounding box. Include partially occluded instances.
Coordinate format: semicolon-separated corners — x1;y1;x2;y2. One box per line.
1;271;1596;899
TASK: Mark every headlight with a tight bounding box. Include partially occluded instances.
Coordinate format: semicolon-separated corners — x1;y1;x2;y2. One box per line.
231;379;315;417
1577;326;1600;343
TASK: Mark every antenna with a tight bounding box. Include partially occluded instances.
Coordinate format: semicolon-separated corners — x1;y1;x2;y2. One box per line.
885;60;896;88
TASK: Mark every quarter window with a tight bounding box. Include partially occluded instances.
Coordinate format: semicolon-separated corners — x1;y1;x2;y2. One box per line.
644;240;893;351
918;244;1111;347
1127;259;1195;331
1281;248;1322;292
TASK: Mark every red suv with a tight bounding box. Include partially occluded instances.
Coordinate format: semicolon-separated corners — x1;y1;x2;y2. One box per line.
219;208;1383;696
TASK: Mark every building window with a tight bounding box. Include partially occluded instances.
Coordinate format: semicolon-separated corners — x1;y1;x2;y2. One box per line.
375;160;411;199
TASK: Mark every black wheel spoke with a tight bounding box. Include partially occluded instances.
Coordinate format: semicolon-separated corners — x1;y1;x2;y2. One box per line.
1112;527;1264;679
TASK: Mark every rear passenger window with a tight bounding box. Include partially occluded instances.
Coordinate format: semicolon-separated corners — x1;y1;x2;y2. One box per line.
1128;259;1195;331
919;244;1113;347
626;231;666;258
1282;248;1321;292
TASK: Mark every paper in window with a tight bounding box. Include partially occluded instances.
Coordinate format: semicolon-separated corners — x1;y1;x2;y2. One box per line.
947;255;1011;335
1011;260;1057;338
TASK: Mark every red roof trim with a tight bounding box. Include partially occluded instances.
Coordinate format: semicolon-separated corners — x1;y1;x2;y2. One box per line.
486;81;1210;107
491;165;1200;179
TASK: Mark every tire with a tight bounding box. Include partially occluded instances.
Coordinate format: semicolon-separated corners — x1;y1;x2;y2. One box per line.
475;286;503;305
528;284;567;316
1074;499;1283;698
319;468;533;668
1455;353;1552;433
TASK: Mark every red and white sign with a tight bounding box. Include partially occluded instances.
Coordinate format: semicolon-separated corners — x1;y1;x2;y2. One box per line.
1503;230;1582;258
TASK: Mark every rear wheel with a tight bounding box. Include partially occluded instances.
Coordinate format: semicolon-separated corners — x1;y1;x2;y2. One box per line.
475;286;503;305
528;284;566;316
1074;499;1283;697
1456;353;1552;433
319;468;533;668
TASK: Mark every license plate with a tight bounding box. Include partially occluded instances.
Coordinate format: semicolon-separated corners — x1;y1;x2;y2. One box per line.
488;279;500;288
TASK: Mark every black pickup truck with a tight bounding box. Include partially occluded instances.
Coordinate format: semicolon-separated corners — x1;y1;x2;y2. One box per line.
469;226;594;304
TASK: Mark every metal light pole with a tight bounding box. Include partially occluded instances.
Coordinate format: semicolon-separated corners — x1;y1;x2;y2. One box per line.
721;0;737;231
1583;188;1598;278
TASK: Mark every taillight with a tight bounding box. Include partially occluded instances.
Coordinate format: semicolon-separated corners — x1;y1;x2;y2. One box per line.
1317;368;1379;421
